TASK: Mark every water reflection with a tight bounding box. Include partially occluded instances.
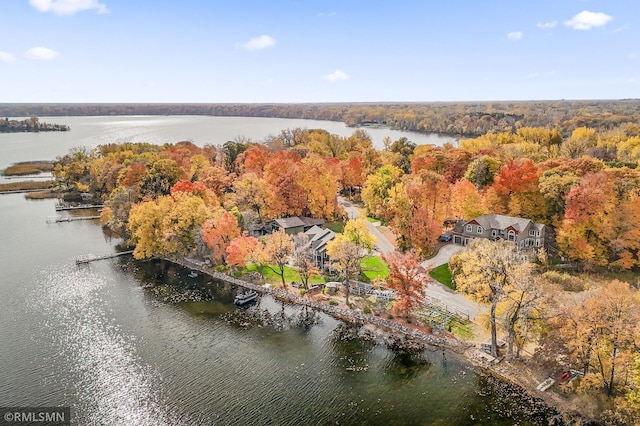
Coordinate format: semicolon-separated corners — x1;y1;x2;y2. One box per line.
33;267;187;426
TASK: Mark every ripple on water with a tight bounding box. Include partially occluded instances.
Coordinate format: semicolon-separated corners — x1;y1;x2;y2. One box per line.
30;266;190;425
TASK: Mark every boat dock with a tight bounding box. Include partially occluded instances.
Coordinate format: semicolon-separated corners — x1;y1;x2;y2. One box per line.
47;215;100;223
75;250;134;265
55;204;104;211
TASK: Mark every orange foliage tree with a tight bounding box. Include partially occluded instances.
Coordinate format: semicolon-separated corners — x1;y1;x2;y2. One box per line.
201;211;241;264
382;251;429;317
226;233;264;268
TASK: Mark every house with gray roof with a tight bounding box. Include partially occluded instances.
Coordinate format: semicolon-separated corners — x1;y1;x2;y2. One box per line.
451;214;546;250
304;225;336;268
269;216;326;235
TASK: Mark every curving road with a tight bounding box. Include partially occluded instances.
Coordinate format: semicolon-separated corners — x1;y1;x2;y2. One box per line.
339;197;486;321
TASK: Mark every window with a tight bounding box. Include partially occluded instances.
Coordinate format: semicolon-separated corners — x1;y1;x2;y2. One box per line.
477;226;482;234
529;230;535;236
492;230;497;237
536;231;540;236
507;230;515;241
466;224;472;232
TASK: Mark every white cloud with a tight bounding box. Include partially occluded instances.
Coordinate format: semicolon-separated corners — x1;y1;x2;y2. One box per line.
24;47;60;61
323;69;350;82
564;11;612;30
507;31;523;41
241;35;275;50
536;20;557;29
0;51;16;63
613;25;628;33
317;12;337;17
30;0;108;15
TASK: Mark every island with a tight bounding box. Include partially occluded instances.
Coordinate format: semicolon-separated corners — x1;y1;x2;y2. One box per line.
0;116;70;133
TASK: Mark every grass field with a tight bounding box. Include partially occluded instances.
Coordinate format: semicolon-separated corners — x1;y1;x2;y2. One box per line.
360;256;389;281
429;264;455;290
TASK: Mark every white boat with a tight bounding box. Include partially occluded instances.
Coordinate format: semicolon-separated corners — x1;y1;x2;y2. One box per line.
234;290;258;305
188;271;198;278
536;377;555;392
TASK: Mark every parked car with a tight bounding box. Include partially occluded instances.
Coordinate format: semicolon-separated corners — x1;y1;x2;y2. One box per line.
438;232;453;242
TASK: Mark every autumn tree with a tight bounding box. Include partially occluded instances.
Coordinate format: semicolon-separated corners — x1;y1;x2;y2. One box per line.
161;193;213;255
497;264;544;360
538;169;580;221
292;233;318;290
140;159;185;197
326;239;363;306
298;154;340;219
388;137;416;173
226;233;263;269
326;219;376;305
201;211;241;264
408;208;441;258
361;164;404;221
232;172;269;219
341;218;376;251
263;229;295;288
449;239;529;357
382;251;429;317
559;280;640;396
449;179;486;220
556;171;616;267
464;155;502;189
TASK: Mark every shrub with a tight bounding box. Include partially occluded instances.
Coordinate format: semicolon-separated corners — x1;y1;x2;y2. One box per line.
329;299;339;306
363;306;372;314
387;314;394;320
300;289;307;296
541;270;585;292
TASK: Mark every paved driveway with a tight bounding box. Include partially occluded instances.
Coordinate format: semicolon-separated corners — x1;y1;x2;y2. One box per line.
421;244;485;320
338;197;486;321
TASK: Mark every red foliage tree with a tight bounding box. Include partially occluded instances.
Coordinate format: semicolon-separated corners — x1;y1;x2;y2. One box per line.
382;251;429;317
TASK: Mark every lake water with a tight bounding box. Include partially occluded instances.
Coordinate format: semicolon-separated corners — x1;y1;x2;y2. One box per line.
0;117;555;425
0;115;455;173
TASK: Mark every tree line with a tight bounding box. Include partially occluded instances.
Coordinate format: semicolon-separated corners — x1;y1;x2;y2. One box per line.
2;99;639;137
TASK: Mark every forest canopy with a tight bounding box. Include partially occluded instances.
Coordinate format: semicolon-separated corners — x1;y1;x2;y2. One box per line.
2;100;639;138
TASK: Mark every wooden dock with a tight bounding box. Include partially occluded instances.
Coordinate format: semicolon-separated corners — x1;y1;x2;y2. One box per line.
55;204;104;211
47;215;100;224
75;250;134;265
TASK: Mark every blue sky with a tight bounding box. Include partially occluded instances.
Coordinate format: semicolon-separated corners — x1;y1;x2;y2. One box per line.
1;0;638;102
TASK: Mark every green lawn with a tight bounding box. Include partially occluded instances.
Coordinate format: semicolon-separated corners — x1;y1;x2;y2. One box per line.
325;221;345;233
429;264;455;290
360;256;389;282
243;263;326;287
366;216;380;223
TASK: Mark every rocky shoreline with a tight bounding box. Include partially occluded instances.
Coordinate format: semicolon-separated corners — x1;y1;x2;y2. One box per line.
160;254;583;424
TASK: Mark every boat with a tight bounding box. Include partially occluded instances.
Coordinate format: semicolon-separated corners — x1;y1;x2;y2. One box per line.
536;377;555;392
188;271;198;278
234;290;258;305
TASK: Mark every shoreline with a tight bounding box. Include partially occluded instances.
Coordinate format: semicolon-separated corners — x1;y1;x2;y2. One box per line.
161;254;576;423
